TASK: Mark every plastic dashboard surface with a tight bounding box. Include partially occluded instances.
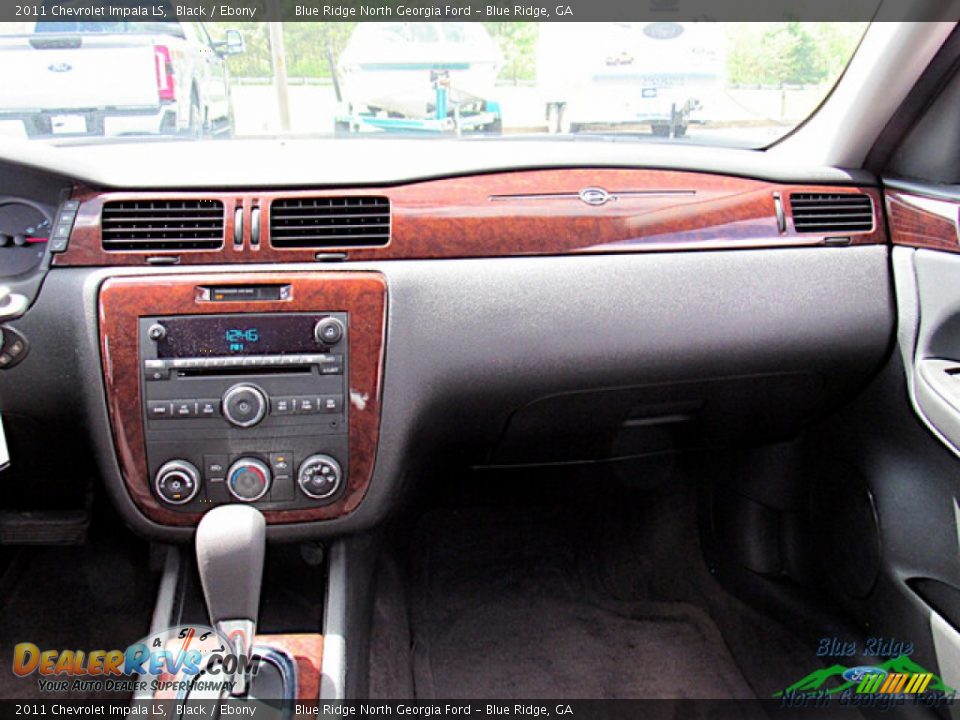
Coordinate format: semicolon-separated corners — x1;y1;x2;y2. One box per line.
55;168;885;266
98;271;386;526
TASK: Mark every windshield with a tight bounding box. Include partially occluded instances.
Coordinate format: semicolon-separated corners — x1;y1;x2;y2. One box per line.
0;20;869;147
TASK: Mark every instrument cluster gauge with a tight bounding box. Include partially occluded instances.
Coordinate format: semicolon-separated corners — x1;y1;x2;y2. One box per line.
0;200;52;278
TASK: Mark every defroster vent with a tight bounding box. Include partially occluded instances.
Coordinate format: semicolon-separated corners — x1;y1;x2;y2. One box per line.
101;199;225;251
270;196;390;248
790;193;874;233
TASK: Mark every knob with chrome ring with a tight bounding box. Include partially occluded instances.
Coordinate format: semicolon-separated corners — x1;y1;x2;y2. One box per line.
226;457;271;503
155;459;200;505
221;383;268;428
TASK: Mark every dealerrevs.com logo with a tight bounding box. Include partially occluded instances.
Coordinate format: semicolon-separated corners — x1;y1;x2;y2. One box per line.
11;624;257;694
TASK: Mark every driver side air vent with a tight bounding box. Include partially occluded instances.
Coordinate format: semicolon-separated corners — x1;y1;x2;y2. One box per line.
269;196;390;248
789;193;874;233
101;199;225;251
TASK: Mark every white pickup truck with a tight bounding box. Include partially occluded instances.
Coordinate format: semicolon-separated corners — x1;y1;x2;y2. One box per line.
0;21;243;139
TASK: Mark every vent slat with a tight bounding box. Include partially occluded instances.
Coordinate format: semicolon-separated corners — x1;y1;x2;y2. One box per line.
789;193;873;233
101;199;224;251
270;196;390;248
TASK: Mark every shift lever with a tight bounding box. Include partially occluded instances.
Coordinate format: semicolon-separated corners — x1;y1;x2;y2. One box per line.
195;505;265;696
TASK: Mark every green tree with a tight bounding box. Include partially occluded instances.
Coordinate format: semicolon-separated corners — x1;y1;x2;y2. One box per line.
483;22;538;83
726;21;865;86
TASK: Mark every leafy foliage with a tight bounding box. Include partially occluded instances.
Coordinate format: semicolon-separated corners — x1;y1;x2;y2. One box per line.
725;22;867;86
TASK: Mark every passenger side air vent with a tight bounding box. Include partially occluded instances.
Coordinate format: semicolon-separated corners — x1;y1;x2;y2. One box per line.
101;199;225;251
269;196;390;248
789;193;874;233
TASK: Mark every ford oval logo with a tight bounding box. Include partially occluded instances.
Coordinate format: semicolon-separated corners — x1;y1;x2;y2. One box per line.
842;666;888;683
579;187;613;206
644;22;684;40
48;62;72;73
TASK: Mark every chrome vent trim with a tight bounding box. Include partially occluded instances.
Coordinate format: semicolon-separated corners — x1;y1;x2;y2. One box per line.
789;193;874;233
269;196;390;248
101;199;224;251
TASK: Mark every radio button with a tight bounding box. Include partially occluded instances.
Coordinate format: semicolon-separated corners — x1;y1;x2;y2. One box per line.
198;399;220;417
315;317;345;346
271;396;297;415
320;363;343;375
297;397;318;414
147;401;173;419
222;384;268;428
174;400;198;418
318;395;343;413
144;360;170;381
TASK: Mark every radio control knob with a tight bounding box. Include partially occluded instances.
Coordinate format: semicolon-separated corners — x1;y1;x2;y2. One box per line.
222;384;268;428
155;460;200;505
226;458;271;502
314;317;344;346
297;454;342;500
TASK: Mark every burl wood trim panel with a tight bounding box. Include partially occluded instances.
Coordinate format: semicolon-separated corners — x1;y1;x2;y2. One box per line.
98;272;386;526
56;169;885;266
255;633;323;705
887;191;960;252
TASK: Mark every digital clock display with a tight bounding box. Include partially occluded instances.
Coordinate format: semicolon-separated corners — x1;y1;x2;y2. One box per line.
224;327;260;352
154;314;325;358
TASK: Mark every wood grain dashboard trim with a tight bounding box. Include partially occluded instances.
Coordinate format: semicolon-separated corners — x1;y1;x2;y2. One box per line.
57;169;885;266
887;190;960;252
98;272;386;526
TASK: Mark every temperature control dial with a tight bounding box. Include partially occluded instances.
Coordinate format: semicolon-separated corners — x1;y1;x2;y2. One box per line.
155;460;200;505
222;384;268;428
297;454;342;500
227;458;271;502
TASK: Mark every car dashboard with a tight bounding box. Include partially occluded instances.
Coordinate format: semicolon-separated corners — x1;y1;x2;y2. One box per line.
0;144;894;541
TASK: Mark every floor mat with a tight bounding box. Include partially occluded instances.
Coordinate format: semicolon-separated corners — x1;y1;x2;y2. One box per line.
409;507;755;700
0;531;156;700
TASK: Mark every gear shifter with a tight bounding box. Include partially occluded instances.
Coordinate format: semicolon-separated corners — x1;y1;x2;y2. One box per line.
195;504;265;696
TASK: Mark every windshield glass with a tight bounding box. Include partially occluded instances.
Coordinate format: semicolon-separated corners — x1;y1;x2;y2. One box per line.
0;20;869;147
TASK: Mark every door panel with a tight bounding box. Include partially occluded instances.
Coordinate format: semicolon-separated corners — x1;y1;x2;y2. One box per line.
889;187;960;454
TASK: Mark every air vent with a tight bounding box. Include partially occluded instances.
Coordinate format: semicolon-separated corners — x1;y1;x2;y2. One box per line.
269;196;390;248
101;199;224;251
790;193;874;233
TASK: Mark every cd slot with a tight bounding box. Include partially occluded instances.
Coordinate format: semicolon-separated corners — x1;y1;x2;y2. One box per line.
177;366;313;378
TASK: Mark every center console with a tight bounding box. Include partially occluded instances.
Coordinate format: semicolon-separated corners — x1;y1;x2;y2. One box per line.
98;271;386;526
142;312;349;512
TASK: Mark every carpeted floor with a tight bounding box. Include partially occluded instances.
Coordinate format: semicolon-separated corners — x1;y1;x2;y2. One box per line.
408;507;754;700
0;529;156;700
371;468;818;701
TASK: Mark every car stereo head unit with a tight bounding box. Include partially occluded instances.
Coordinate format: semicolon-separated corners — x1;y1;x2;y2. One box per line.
139;312;349;513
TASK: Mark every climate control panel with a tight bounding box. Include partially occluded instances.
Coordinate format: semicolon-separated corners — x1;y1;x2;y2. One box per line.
140;312;349;512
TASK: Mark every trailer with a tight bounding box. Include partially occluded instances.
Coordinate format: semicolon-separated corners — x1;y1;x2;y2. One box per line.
334;69;502;135
332;23;503;135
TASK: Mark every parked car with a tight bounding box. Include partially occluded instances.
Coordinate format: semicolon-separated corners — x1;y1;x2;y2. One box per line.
0;21;243;139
